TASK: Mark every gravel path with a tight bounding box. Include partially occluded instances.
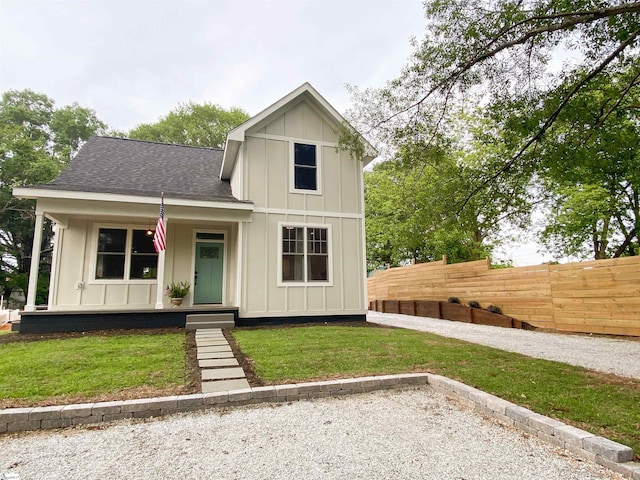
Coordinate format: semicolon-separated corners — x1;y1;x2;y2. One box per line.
0;388;624;480
368;312;640;380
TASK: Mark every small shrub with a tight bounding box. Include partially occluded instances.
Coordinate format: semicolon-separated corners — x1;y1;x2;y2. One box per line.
487;305;502;314
468;300;480;309
165;281;191;298
448;297;461;304
490;260;513;270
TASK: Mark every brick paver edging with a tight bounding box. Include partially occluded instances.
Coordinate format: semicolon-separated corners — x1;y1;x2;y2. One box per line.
1;373;638;479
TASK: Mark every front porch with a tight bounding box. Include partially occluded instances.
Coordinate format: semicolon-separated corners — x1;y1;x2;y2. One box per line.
12;190;252;317
16;305;239;333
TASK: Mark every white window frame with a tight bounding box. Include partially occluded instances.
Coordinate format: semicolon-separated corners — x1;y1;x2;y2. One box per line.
90;224;159;284
289;141;322;195
277;222;332;286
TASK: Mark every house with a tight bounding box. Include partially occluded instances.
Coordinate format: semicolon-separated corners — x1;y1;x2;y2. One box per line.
13;83;377;332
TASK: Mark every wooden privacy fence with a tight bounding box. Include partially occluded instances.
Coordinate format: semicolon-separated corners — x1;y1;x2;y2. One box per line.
367;256;640;337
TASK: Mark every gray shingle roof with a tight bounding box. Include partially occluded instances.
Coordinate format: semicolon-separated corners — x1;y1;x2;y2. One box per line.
32;136;245;203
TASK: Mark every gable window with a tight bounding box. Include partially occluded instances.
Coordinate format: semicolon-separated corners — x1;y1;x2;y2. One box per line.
280;225;330;283
95;227;158;280
291;142;321;193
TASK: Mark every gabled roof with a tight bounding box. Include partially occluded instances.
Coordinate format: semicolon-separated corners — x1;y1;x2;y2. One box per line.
22;136;245;203
220;82;377;179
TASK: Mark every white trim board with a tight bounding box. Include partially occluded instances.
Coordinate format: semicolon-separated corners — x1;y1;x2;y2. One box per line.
13;187;255;211
253;207;363;219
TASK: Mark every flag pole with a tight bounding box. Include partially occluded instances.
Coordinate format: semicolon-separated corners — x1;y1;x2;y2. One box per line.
155;193;167;309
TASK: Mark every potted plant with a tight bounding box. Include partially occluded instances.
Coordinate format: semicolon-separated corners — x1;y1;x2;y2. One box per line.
165;281;191;306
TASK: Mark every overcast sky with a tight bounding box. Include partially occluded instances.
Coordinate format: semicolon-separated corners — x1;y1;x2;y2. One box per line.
0;0;425;131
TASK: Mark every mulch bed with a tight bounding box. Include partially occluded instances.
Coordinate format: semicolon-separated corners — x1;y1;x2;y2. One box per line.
223;329;262;387
0;327;185;345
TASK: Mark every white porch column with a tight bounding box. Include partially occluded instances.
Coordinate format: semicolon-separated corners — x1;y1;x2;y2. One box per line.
155;218;167;309
25;212;44;312
236;221;244;309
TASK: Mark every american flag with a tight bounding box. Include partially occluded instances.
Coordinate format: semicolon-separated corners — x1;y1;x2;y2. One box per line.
153;195;166;253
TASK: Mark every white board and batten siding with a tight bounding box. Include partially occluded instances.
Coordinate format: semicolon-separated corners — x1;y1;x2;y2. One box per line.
235;99;367;318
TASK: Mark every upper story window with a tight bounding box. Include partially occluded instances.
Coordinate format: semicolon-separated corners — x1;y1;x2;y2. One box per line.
291;142;322;194
95;227;158;280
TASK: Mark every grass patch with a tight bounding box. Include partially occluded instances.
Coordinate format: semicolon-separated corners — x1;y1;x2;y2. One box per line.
0;332;186;407
232;325;640;455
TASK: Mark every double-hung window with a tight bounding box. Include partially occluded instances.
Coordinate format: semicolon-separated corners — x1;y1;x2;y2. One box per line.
291;142;321;193
281;225;330;283
95;227;158;280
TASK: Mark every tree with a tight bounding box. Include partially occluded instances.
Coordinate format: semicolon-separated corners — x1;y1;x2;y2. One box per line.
347;0;640;203
0;89;106;305
364;124;532;270
532;70;640;259
345;1;640;264
128;102;249;148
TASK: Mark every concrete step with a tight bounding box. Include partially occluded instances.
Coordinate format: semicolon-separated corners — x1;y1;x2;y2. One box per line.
199;358;239;368
186;313;235;330
202;378;250;393
202;367;245;381
197;350;235;360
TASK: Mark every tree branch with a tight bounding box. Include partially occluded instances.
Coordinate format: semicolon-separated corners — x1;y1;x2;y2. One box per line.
613;227;637;257
377;3;640;128
457;29;640;213
485;3;640;52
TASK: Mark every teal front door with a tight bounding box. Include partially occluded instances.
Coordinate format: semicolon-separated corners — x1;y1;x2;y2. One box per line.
194;241;224;304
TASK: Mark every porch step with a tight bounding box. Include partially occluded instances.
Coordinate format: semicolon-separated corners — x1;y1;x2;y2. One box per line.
186;313;235;330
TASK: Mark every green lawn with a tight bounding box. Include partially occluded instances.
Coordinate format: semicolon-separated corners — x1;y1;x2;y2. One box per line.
232;325;640;455
0;332;185;406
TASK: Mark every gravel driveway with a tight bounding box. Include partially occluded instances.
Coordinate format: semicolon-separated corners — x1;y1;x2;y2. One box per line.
368;311;640;380
0;388;624;480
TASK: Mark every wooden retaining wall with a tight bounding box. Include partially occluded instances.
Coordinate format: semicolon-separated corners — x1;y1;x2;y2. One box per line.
367;256;640;337
370;299;526;329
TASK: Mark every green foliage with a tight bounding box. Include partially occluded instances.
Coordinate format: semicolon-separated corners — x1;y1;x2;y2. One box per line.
128;102;249;148
233;325;640;454
336;121;366;161
50;103;107;160
533;69;640;259
349;0;640;263
165;281;191;298
490;259;514;269
0;333;184;404
363;122;531;269
0;89;106;305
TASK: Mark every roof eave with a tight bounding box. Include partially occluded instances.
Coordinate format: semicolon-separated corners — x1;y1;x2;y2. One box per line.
13;187;254;211
220;138;242;180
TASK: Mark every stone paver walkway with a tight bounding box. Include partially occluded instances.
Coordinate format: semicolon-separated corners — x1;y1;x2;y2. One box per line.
195;328;250;393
